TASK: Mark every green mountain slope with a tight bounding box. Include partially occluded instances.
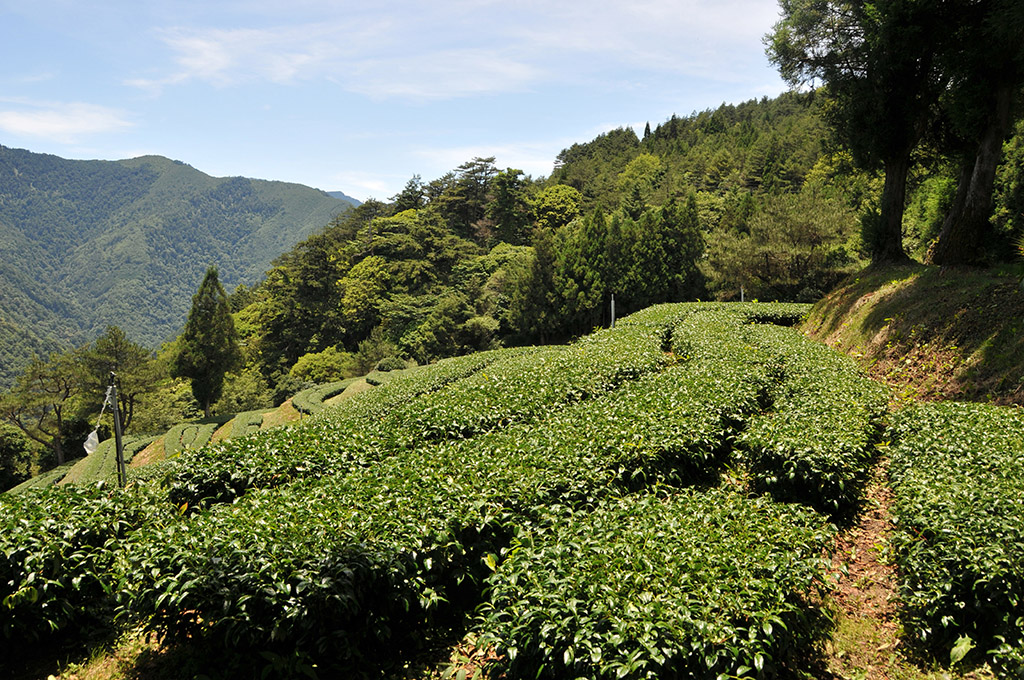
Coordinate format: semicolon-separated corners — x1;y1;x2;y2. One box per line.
0;146;354;386
327;190;361;205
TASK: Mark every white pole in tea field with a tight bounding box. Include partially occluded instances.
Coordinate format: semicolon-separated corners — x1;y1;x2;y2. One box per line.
610;293;616;328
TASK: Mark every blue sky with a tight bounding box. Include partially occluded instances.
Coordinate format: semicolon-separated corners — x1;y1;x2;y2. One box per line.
0;0;788;202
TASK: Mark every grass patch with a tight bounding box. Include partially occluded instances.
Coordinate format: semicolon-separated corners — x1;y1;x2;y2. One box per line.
827;611;995;680
803;263;1024;405
127;438;164;468
259;399;301;428
324;377;373;406
210;419;233;443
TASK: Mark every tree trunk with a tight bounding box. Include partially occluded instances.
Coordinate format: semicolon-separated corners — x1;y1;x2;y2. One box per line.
52;417;65;466
873;155;913;264
927;83;1015;265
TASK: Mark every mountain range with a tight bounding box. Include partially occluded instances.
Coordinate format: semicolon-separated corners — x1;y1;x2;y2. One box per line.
0;145;356;386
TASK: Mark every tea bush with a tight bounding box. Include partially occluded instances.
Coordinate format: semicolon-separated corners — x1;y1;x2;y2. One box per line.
229;408;270;439
5;301;898;677
888;401;1024;674
121;467;514;671
482;488;835;680
61;435;159;485
290;378;356;415
165;348;534;505
163;421;221;458
1;484;166;654
166;328;667;509
396;324;670;443
6;462;77;494
740;324;888;518
122;325;777;673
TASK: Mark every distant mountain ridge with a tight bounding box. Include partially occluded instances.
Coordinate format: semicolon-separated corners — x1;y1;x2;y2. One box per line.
328;190;361;205
0;145;354;386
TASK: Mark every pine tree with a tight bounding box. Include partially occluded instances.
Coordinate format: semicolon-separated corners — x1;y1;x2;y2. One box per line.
80;325;161;431
172;267;242;417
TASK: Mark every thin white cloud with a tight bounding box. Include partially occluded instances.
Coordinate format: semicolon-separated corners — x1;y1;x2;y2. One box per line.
508;0;781;80
0;99;134;143
345;49;538;100
128;25;339;92
133;20;540;100
127;0;780;100
15;71;58;84
329;170;401;201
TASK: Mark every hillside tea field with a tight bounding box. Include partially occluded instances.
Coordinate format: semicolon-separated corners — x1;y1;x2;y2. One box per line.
3;302;1023;679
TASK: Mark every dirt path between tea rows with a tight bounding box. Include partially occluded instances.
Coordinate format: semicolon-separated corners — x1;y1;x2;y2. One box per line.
825;459;904;680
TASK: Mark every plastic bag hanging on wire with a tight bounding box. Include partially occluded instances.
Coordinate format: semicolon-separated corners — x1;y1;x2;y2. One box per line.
83;386;113;455
83;429;100;454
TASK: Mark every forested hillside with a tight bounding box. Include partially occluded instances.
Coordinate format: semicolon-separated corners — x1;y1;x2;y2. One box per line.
5;89;1024;465
236;90;1024;401
552;92;828;210
0;146;353;386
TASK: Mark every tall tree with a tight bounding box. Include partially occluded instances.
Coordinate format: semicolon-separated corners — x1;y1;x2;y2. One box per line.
553;210;608;334
767;0;944;263
391;175;426;213
703;186;860;299
489;168;532;245
623;209;671;310
429;157;498;241
927;0;1024;264
506;227;561;343
660;194;706;301
172;267;243;417
532;185;583;232
80;325;162;432
255;228;346;374
0;352;82;465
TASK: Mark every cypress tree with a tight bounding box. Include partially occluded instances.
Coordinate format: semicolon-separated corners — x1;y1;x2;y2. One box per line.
172;267;242;417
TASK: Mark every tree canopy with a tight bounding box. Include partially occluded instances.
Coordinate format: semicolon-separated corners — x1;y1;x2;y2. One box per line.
767;0;1024;265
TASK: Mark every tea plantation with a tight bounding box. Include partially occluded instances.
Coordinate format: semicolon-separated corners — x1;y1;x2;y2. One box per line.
2;303;1022;679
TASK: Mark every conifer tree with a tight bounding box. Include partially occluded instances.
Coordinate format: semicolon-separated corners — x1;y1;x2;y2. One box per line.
172;267;242;417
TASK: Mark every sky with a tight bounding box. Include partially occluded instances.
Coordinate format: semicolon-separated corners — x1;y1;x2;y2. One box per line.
0;0;789;202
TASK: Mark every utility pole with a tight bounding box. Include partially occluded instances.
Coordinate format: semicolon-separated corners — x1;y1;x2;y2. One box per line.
610;293;616;328
108;373;126;487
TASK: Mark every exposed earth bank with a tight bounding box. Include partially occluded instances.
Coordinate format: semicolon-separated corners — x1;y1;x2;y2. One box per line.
801;263;1024;407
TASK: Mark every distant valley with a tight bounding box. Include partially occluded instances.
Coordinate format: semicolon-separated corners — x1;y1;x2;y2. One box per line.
0;145;355;386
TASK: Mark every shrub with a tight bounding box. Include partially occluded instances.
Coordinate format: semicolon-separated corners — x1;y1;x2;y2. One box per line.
888;402;1024;674
374;356;407;372
4;301;900;679
58;435;157;486
230;409;269;439
739;324;888;519
1;484;167;653
0;424;32;491
482;489;835;680
290;379;356;415
166;349;533;506
162;421;221;458
5;461;78;494
289;346;357;383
